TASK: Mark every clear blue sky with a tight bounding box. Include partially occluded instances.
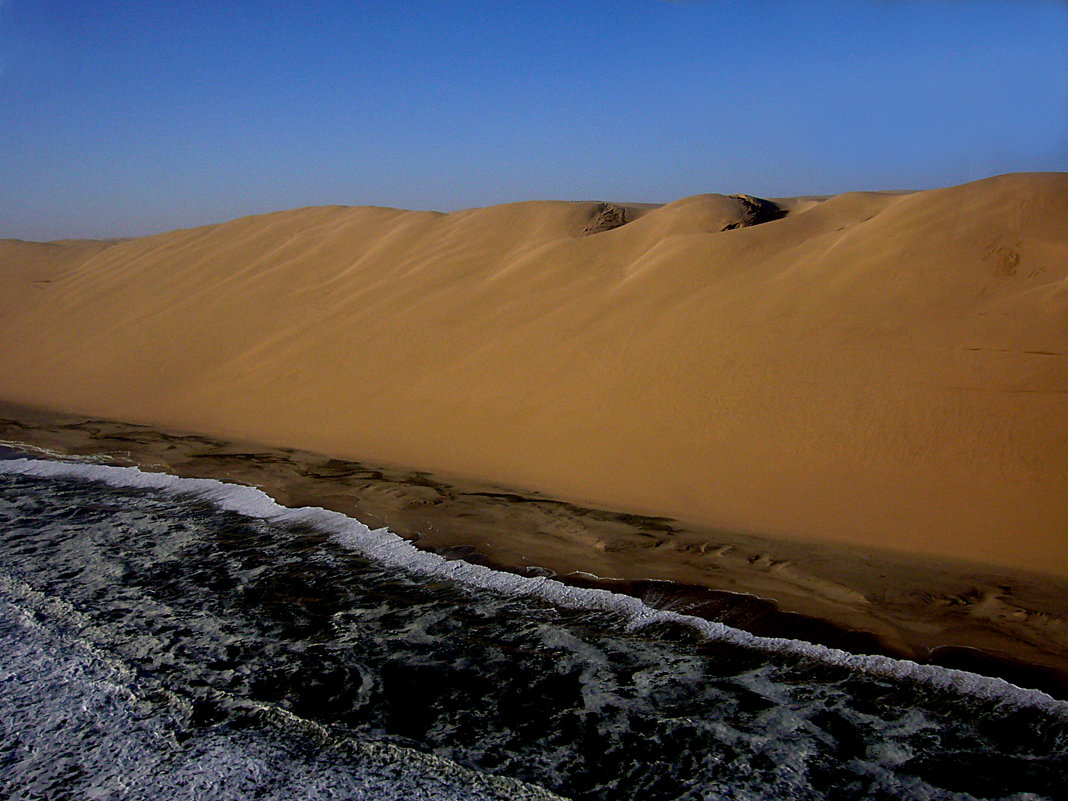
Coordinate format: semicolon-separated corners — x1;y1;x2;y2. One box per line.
1;0;1065;240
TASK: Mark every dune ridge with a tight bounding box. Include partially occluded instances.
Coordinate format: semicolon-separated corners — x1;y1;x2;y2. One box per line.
1;173;1066;576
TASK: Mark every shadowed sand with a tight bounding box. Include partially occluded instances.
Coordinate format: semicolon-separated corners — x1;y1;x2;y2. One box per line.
2;173;1066;578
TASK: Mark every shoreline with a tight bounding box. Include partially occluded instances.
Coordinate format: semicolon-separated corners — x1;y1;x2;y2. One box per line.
3;400;1067;698
3;176;1066;582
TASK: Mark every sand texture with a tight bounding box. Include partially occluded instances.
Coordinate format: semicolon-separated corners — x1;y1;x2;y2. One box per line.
1;173;1066;576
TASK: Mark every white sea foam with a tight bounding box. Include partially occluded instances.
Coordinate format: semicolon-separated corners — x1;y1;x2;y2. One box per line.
0;587;566;801
2;456;1065;717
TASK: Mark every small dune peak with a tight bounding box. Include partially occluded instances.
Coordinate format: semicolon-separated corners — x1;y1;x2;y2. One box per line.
583;203;628;235
640;193;785;236
726;194;785;228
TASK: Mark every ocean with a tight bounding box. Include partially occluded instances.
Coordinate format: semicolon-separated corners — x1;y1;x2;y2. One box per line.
0;457;1065;801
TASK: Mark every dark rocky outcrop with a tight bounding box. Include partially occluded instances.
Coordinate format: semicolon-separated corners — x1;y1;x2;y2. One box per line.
583;203;628;235
726;194;785;228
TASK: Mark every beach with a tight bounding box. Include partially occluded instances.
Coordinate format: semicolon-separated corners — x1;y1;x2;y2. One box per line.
3;397;1068;700
3;174;1068;798
2;175;1067;577
4;455;1065;800
4;0;1065;794
2;173;1067;688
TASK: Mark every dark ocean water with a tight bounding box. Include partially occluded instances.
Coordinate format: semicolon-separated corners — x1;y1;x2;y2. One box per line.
0;459;1065;801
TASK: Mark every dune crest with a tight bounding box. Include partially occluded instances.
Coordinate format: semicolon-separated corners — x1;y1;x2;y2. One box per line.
2;173;1066;576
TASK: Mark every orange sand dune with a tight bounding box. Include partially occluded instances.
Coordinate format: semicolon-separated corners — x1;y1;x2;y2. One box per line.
2;173;1066;575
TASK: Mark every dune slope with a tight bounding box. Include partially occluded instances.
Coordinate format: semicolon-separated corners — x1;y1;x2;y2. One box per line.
1;174;1066;575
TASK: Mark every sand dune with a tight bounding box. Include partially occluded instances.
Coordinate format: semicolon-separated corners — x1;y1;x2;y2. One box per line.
2;173;1066;575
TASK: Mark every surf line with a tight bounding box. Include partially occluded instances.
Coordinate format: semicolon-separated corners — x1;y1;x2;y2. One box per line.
2;456;1065;717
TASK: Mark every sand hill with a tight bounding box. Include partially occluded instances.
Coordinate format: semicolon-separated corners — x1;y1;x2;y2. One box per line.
2;173;1066;576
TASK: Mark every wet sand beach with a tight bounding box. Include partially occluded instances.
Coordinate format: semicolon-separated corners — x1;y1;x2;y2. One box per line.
4;401;1067;698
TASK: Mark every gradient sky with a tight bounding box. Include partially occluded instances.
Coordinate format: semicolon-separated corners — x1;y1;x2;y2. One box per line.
1;0;1066;240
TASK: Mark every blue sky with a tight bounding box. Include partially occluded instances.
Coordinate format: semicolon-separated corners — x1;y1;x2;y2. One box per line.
1;0;1065;240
